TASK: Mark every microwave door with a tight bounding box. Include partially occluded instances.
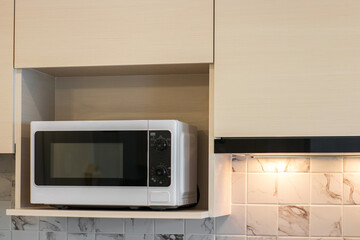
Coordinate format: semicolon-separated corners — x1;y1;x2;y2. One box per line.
34;131;148;187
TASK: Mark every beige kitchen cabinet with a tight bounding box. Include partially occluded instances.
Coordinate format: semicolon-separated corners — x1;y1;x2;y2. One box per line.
0;0;14;153
215;0;360;137
15;0;213;68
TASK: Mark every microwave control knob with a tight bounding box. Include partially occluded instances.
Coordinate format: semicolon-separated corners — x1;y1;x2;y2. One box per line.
155;166;167;176
154;138;167;151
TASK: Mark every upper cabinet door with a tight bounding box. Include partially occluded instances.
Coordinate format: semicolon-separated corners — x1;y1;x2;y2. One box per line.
215;0;360;137
15;0;213;68
0;0;14;153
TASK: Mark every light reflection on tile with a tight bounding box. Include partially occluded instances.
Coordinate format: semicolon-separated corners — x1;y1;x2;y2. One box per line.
232;173;246;204
310;238;342;240
247;205;277;236
311;173;342;204
232;155;247;173
278;174;310;204
278;205;309;236
247;174;277;204
310;156;343;173
344;174;360;204
216;205;246;235
343;157;360;172
247;237;276;240
310;206;342;237
247;157;309;173
343;206;360;236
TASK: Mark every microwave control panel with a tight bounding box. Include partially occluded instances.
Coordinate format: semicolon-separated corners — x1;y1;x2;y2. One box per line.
149;131;171;187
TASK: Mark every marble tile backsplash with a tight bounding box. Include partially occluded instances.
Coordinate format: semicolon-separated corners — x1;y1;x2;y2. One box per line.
2;154;360;239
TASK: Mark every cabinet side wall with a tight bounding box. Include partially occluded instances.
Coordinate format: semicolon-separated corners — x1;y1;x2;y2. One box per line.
209;65;231;217
15;69;55;208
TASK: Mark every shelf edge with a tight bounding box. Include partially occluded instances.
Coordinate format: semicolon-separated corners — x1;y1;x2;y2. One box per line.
6;208;210;219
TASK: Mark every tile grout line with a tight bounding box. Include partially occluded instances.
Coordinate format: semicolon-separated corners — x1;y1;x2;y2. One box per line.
153;218;155;239
309;157;312;238
341;156;344;238
276;172;279;240
245;154;248;239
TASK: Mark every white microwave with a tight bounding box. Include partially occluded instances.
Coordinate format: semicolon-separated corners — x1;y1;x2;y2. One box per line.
30;120;197;208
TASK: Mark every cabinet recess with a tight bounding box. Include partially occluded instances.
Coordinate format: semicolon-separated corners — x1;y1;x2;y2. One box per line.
8;64;231;219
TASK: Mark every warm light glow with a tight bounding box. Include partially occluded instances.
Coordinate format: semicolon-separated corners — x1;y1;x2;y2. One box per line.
275;161;287;172
250;155;310;173
252;158;288;172
250;153;360;156
248;154;360;173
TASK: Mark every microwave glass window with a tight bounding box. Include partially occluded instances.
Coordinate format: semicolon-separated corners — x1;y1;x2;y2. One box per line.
50;143;124;179
35;131;147;186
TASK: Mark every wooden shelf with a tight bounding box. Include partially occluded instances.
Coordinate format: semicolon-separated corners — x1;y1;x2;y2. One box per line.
6;208;210;219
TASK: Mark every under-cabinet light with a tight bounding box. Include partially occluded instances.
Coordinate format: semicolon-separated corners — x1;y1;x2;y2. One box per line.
249;153;360;157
